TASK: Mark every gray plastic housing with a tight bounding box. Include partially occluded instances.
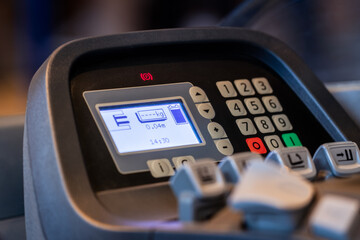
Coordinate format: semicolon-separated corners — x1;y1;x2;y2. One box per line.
23;27;360;239
313;141;360;177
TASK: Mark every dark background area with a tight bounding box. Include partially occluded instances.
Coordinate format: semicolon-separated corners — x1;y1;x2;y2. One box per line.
0;0;359;116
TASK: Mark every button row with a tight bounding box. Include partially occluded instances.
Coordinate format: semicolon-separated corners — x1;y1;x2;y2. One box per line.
227;96;282;117
236;114;292;135
189;86;234;156
216;77;273;98
246;133;302;154
147;156;196;178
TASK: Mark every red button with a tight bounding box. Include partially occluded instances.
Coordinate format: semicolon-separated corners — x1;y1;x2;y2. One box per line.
246;137;267;154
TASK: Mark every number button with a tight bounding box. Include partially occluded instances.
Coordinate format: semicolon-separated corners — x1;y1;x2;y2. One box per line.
282;133;302;147
262;96;283;113
264;135;284;151
246;137;267;154
226;99;247;116
272;114;293;131
244;98;265;115
236;118;257;135
252;77;273;94
234;79;255;96
216;81;237;98
254;116;275;133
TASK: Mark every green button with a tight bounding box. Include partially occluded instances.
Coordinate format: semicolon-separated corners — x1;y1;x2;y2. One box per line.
282;133;302;147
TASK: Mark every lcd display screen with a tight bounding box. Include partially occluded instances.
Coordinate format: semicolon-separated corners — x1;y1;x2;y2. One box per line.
98;99;203;154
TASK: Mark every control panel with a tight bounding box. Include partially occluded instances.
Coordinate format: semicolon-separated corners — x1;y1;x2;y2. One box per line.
24;28;360;239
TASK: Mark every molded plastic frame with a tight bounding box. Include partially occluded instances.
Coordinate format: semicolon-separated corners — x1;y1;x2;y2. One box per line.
23;27;360;239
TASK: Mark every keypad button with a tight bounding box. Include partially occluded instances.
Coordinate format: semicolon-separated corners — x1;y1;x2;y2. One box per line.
207;122;227;139
216;81;237;98
172;156;196;170
254;116;275;133
196;103;215;119
252;77;273;94
226;99;247;116
246;137;267;154
262;96;283;113
272;114;293;131
234;79;255;96
189;86;209;103
215;139;234;156
147;159;175;178
244;98;265;115
236;118;257;135
264;135;284;151
282;133;302;147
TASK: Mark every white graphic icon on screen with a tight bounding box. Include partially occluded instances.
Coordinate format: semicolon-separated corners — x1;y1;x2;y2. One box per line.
112;111;131;130
136;109;167;123
168;104;188;125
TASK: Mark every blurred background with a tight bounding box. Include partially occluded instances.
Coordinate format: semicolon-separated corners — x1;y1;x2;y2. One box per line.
1;0;360;116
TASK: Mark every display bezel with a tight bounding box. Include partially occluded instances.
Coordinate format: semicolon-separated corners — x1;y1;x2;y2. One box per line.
83;82;222;174
95;97;205;156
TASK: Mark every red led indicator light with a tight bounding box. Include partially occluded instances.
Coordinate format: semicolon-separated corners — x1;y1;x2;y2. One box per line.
246;137;267;154
140;73;153;81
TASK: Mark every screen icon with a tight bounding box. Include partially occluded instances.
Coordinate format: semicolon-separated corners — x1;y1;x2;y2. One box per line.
169;104;187;124
113;113;131;130
136;109;167;123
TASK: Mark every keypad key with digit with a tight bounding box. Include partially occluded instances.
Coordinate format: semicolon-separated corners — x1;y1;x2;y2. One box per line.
254;116;275;134
244;98;265;115
216;81;237;98
226;99;247;116
262;96;283;113
252;77;273;94
273;114;293;131
234;79;255;96
236;118;257;136
264;135;284;151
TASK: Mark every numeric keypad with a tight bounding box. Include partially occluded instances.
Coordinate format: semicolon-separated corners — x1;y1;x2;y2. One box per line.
217;77;300;155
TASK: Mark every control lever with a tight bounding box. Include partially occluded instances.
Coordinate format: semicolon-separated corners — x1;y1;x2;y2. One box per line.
170;159;226;222
265;147;317;180
219;152;264;184
313;141;360;177
229;161;315;231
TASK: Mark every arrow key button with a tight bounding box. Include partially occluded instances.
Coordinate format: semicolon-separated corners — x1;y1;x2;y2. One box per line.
196;103;215;119
189;86;209;103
